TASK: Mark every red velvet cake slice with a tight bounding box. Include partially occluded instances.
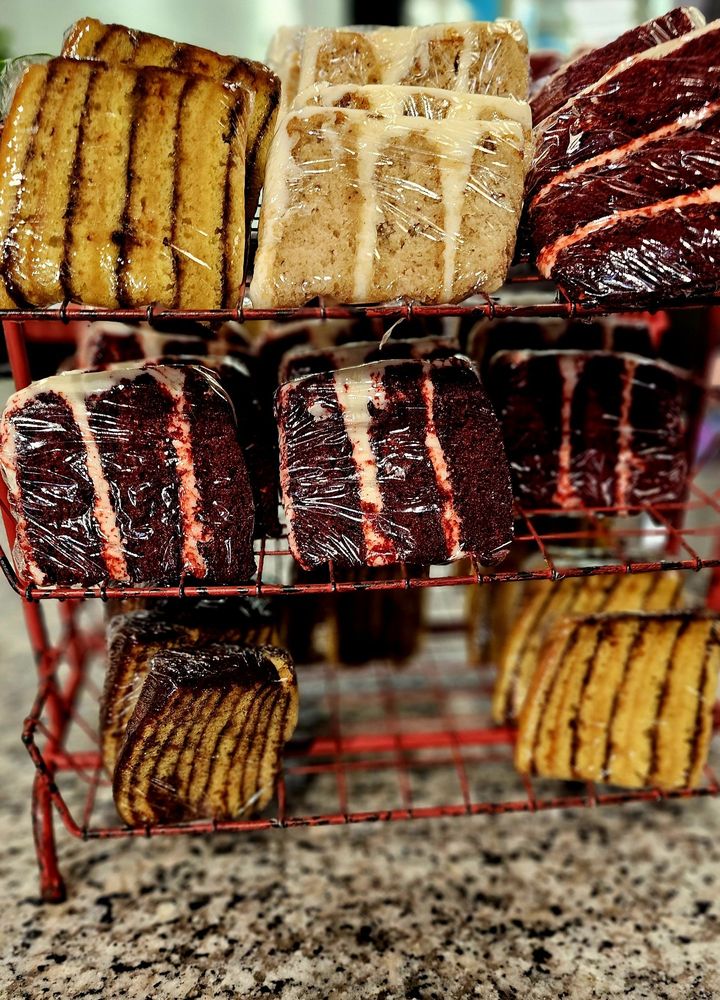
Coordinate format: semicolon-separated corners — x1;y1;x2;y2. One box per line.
276;356;513;569
0;365;256;586
530;6;703;124
278;335;460;383
487;350;698;511
74;320;251;368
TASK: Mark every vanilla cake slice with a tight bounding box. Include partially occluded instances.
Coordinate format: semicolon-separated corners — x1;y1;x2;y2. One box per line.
250;107;526;308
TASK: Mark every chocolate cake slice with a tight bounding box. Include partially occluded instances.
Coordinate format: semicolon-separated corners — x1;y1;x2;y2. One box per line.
276;356;513;569
101;600;276;772
515;611;720;790
492;572;685;724
74;320;251;370
530;7;703;123
0;365;256;586
62;17;280;226
279;335;460;383
487;350;698;511
0;58;250;308
113;644;298;825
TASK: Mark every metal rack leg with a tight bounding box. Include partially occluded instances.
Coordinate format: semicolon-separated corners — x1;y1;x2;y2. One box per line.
32;772;66;903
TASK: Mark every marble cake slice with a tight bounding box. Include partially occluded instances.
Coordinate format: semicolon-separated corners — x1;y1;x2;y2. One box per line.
492;571;685;724
0;58;249;308
101;601;276;772
276;356;513;569
62;16;280;226
515;611;720;790
0;365;256;586
113;644;298;825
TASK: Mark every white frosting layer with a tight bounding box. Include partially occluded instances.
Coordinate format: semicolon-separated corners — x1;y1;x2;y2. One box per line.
614;358;639;512
552;355;584;510
420;373;464;560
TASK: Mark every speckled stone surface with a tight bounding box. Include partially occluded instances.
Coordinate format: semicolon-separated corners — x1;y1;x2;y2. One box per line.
1;583;720;1000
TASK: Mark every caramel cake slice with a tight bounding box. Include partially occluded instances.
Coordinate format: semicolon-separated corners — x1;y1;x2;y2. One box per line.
278;335;460;383
294;83;532;159
0;58;249;308
101;601;276;772
113;644;298;825
492;572;685;724
0;365;256;586
250;107;525;307
276;356;513;569
295;22;529;99
515;611;720;790
62;17;280;225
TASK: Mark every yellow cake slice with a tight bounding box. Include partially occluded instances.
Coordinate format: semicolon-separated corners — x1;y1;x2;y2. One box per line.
492;572;685;724
515;611;720;790
0;58;250;309
294;82;532;159
295;22;529;99
63;17;280;225
250;107;525;308
113;644;298;825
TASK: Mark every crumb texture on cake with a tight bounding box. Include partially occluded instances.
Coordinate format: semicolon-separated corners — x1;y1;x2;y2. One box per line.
250;107;526;307
514;612;720;791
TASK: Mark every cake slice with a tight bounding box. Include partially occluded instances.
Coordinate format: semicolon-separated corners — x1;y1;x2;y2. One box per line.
250;107;526;307
278;335;460;383
530;7;704;123
113;644;298;825
296;22;529;99
267;26;308;115
62;17;280;225
101;600;276;771
0;58;250;308
515;611;720;790
0;365;256;586
487;350;698;511
276;356;513;569
492;572;685;723
293;83;532;158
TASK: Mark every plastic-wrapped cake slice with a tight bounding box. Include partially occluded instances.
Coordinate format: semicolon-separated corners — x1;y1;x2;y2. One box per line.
0;365;256;586
250;107;526;307
276;356;514;570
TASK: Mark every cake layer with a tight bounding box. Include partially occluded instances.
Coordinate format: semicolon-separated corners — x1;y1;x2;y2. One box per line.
276;356;513;569
515;612;720;790
62;17;280;225
528;103;720;256
487;350;697;511
102;601;276;772
250;107;526;307
535;190;720;305
530;6;703;123
279;335;460;382
296;21;529;99
0;58;250;308
0;365;256;585
527;21;720;199
113;644;298;825
293;83;532;158
492;572;685;723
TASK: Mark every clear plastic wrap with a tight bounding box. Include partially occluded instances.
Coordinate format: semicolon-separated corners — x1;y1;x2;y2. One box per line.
250;107;526;308
0;364;256;586
275;355;513;570
526;20;720;305
278;333;460;383
111;641;298;825
487;350;700;512
514;611;720;791
294;21;529;100
0;57;250;310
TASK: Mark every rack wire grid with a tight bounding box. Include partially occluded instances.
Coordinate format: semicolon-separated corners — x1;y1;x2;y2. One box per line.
3;282;720;901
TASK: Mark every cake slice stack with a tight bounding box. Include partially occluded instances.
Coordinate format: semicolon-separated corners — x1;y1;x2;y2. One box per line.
526;17;720;304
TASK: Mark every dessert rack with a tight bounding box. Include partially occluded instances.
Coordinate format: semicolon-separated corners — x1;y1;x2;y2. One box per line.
2;283;720;902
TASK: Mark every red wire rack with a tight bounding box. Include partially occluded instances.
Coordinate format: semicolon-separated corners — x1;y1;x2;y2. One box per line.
3;291;720;901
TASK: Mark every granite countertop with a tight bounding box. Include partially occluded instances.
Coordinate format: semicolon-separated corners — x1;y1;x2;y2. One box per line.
2;583;720;1000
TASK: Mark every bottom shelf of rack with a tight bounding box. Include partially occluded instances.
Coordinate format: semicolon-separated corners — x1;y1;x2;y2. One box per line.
25;632;720;845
